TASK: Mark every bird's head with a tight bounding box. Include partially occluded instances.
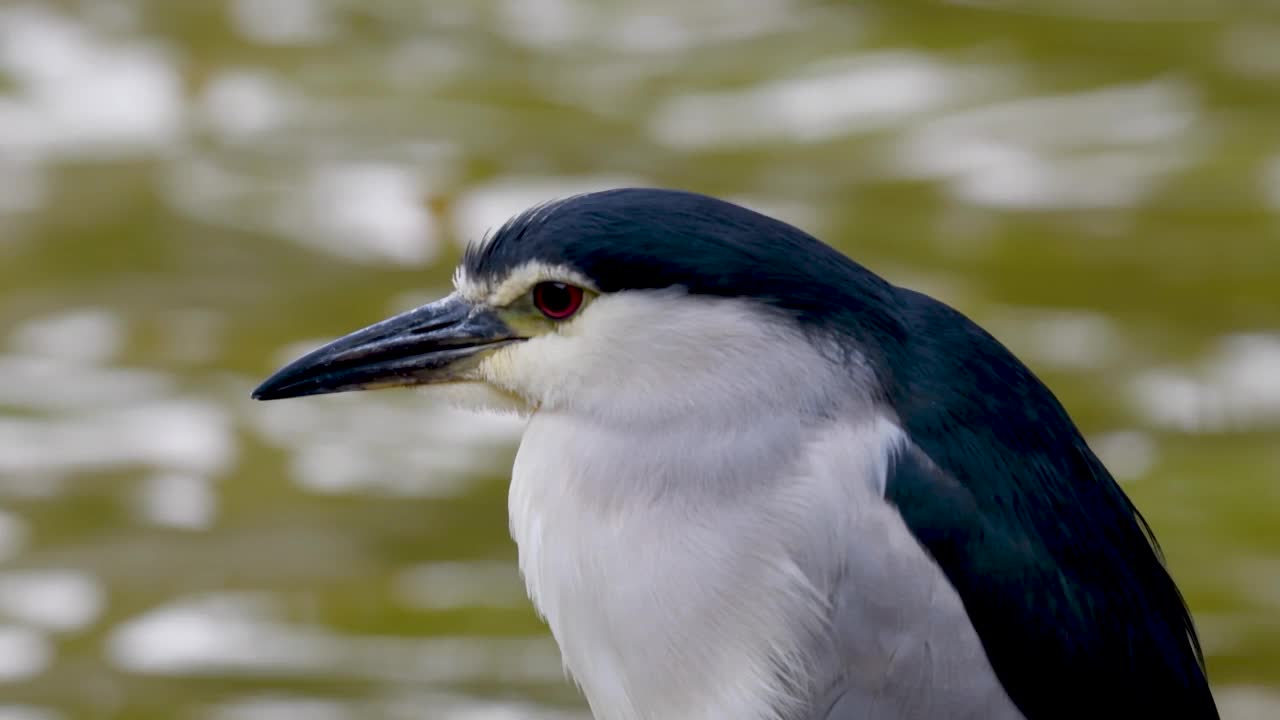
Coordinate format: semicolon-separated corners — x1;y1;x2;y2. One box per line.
252;188;902;423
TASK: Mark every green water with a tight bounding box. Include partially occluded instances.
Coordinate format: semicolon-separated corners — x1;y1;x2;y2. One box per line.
1;1;1277;718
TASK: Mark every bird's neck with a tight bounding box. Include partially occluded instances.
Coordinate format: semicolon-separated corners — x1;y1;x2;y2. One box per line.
508;409;886;720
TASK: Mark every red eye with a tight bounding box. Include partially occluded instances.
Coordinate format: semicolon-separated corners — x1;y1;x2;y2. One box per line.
533;282;584;320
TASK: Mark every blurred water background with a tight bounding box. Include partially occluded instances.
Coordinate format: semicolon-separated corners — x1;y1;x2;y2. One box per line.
1;0;1278;718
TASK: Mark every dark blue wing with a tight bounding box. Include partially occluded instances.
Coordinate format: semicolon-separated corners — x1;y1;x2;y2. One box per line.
881;288;1218;720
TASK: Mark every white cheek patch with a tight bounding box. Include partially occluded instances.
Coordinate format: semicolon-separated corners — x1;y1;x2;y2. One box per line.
477;335;580;411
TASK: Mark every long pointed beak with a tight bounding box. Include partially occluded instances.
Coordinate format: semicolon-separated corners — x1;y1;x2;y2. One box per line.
251;294;519;401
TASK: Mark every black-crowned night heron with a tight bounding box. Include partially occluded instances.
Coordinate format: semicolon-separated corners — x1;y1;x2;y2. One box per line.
252;188;1218;720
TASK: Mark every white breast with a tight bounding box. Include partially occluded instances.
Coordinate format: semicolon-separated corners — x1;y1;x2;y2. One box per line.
489;292;1019;720
509;410;908;720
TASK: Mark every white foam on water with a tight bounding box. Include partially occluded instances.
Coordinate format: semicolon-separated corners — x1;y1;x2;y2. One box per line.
0;5;183;158
0;399;235;477
273;162;440;267
230;0;334;46
9;309;124;365
649;51;993;149
0;706;62;720
1089;430;1158;482
0;570;104;632
108;592;562;684
1131;333;1280;432
393;561;526;610
0;354;171;413
135;473;218;530
246;385;523;497
893;79;1201;209
984;306;1124;371
108;593;339;676
200;70;297;142
0;625;51;681
451;175;646;250
0;513;27;564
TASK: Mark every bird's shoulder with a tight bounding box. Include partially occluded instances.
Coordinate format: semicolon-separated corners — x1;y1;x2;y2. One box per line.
875;288;1217;719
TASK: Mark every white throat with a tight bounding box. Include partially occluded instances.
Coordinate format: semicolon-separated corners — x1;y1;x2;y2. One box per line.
495;294;893;720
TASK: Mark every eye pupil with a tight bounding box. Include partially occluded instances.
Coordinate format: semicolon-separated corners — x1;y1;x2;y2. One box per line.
534;282;583;320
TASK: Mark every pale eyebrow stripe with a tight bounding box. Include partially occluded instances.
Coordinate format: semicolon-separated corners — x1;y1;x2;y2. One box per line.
457;260;597;307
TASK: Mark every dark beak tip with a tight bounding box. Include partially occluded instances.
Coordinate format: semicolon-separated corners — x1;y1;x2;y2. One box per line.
250;369;320;401
250;344;340;402
250;382;311;402
249;382;282;401
250;365;309;401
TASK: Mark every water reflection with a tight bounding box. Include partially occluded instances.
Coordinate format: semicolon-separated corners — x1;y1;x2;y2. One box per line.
0;4;181;156
0;569;103;631
451;175;648;246
0;625;51;682
0;512;27;564
1132;334;1280;433
205;692;589;720
0;397;233;478
984;305;1123;371
393;562;528;611
108;591;564;684
0;1;1276;718
894;79;1199;209
229;0;335;47
274;162;440;266
248;386;523;495
200;70;297;143
0;356;168;414
135;472;217;530
0;706;61;720
650;51;998;149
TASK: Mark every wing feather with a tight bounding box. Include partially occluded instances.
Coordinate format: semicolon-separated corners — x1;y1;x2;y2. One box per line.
880;288;1217;720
